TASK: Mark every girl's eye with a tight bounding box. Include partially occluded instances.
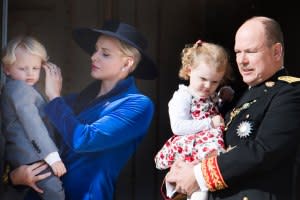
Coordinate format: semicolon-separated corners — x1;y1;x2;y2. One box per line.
18;67;25;71
33;67;41;70
102;53;109;57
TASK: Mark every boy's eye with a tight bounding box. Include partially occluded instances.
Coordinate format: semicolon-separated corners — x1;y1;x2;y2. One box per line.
18;67;25;71
102;53;109;57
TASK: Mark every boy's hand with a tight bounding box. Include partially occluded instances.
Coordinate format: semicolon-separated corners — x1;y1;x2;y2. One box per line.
50;161;67;177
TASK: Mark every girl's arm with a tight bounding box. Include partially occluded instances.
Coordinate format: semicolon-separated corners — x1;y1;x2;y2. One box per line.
168;86;212;135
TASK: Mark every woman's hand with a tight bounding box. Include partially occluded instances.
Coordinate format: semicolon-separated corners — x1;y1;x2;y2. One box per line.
43;62;63;101
10;161;51;193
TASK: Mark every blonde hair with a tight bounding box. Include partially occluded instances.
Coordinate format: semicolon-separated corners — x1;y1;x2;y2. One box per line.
117;39;141;73
179;40;232;85
2;35;48;66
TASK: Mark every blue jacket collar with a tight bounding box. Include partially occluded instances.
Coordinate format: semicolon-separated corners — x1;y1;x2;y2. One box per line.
73;76;136;114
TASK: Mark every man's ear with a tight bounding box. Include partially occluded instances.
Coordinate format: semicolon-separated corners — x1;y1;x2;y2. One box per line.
273;43;283;61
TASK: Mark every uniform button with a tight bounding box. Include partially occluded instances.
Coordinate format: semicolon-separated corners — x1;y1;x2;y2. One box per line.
242;197;248;200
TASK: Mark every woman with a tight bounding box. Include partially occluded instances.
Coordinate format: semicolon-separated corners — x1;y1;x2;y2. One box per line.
45;20;157;200
13;20;157;200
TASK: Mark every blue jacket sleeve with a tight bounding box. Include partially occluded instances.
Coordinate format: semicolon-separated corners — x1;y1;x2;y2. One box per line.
44;94;154;153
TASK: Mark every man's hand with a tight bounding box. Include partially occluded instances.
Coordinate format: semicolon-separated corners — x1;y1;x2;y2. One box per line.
10;161;51;193
165;160;200;196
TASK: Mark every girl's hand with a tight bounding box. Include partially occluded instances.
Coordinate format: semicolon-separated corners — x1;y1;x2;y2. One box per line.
211;115;225;128
43;62;62;101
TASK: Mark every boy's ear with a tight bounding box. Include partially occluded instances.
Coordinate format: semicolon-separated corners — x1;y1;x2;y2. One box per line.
3;65;10;75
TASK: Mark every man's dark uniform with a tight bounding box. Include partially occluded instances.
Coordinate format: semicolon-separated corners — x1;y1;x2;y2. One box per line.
203;70;300;200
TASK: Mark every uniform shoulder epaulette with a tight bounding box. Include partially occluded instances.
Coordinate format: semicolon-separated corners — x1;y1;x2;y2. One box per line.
278;76;300;84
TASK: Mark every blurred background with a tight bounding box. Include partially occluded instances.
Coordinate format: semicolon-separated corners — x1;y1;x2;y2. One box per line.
1;0;299;199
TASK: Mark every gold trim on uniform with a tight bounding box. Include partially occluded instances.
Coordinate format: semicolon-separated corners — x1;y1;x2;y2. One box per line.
278;76;300;83
2;164;10;184
226;145;237;152
201;156;228;191
225;100;256;131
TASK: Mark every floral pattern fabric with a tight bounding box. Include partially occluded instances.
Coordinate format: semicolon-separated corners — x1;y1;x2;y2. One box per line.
155;96;225;170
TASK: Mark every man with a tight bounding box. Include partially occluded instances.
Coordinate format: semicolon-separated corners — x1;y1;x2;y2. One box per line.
166;16;300;200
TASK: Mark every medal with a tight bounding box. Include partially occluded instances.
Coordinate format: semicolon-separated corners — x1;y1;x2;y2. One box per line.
236;121;253;138
265;81;275;87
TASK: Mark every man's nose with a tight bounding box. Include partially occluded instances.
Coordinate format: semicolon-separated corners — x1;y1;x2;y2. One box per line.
238;52;248;64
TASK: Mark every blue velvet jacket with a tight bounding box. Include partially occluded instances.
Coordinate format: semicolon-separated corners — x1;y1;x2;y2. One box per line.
44;76;154;200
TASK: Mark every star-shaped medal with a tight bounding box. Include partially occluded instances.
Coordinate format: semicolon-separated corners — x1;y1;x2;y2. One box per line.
236;121;253;138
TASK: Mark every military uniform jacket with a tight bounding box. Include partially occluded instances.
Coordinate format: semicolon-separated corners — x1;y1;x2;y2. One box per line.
203;70;300;200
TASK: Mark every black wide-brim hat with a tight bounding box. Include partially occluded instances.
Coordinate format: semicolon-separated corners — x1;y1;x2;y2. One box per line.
72;20;157;80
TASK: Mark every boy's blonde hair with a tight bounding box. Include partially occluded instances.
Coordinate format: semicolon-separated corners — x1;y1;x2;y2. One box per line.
179;40;232;84
2;35;48;66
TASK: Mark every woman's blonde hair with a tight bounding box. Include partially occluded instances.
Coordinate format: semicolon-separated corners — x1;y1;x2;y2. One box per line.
117;39;141;73
179;40;232;85
2;35;48;66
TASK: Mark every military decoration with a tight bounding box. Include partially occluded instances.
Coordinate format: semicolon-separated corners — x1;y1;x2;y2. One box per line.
225;99;256;131
236;121;252;138
265;81;275;87
278;76;300;83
